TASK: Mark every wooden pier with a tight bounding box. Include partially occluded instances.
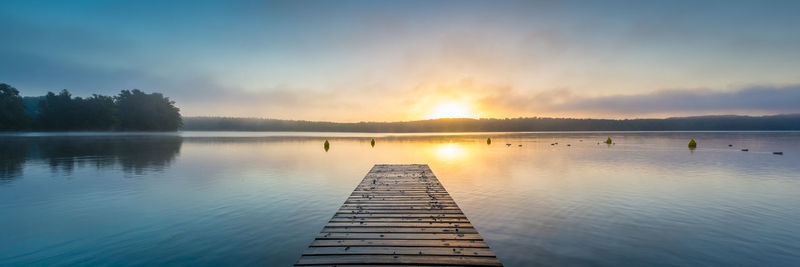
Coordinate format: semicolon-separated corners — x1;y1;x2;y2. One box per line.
295;164;502;266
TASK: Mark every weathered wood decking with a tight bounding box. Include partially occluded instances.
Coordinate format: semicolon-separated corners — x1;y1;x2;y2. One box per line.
295;164;502;266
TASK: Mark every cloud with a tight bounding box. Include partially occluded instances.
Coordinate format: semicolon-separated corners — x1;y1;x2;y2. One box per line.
563;85;800;113
0;51;161;95
0;17;135;57
480;84;800;117
4;2;800;121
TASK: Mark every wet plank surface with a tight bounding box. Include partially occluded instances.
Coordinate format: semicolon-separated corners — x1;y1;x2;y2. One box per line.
295;164;502;266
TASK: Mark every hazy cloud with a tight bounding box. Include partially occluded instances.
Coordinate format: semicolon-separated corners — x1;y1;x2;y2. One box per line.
3;1;800;121
480;85;800;117
560;86;800;114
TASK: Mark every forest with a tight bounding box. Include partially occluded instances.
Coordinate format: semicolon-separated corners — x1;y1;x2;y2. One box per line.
183;114;800;132
0;83;182;131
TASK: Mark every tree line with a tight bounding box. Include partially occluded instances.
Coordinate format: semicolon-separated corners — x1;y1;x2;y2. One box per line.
0;83;182;131
183;114;800;132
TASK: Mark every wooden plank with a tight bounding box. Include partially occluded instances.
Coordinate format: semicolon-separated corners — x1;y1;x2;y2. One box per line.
341;203;457;206
321;227;479;234
351;192;449;195
303;246;496;256
342;205;456;208
325;222;471;227
348;196;446;198
329;218;470;223
335;210;465;214
332;214;467;218
295;255;502;266
316;233;483;240
309;239;490;248
304;266;481;267
343;202;458;205
355;185;444;187
339;208;460;211
295;164;502;266
346;197;455;201
340;206;461;210
353;189;446;191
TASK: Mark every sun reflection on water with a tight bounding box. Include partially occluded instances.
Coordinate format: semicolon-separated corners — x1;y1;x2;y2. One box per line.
432;143;467;161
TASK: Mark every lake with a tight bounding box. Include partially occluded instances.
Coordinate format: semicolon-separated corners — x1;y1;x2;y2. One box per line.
1;132;799;266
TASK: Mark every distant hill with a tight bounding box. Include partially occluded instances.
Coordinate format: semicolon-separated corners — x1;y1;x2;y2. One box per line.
182;114;800;132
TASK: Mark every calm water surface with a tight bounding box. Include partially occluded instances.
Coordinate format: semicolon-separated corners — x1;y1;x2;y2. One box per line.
1;132;799;266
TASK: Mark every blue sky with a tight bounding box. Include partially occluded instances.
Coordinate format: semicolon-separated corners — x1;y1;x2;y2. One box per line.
2;0;800;121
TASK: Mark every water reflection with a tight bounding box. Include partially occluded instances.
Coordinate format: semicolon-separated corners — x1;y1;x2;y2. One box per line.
0;140;27;179
1;132;799;266
433;143;466;161
0;136;182;179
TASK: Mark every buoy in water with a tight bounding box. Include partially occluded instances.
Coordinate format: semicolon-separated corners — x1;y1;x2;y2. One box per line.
741;149;749;152
773;152;784;155
605;137;612;144
324;140;330;152
371;138;375;147
688;139;697;149
486;138;492;145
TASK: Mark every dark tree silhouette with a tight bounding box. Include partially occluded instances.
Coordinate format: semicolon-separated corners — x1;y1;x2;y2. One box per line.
37;90;76;130
75;94;117;130
116;89;182;131
0;83;29;130
25;86;182;131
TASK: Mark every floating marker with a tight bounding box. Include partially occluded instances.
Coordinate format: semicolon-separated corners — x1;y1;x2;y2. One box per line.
567;144;571;146
688;139;697;149
518;144;522;147
486;138;491;145
773;152;783;155
741;149;749;152
371;138;375;147
605;137;612;144
728;144;733;147
324;140;330;152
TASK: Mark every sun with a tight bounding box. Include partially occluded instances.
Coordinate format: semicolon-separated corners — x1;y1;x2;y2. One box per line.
427;101;474;119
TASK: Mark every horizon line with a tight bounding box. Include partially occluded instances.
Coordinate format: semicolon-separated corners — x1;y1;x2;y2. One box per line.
183;113;800;124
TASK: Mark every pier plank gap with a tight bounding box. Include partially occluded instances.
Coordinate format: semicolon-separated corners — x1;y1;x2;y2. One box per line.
295;164;502;266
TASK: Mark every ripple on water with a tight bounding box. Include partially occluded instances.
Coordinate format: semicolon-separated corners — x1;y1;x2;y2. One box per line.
1;132;799;266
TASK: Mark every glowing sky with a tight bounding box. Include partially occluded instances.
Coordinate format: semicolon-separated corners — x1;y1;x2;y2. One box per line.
2;0;800;121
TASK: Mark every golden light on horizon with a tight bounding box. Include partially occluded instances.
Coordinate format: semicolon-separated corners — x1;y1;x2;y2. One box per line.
427;100;476;119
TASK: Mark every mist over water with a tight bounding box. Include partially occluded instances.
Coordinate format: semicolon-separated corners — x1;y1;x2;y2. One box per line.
1;132;799;266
